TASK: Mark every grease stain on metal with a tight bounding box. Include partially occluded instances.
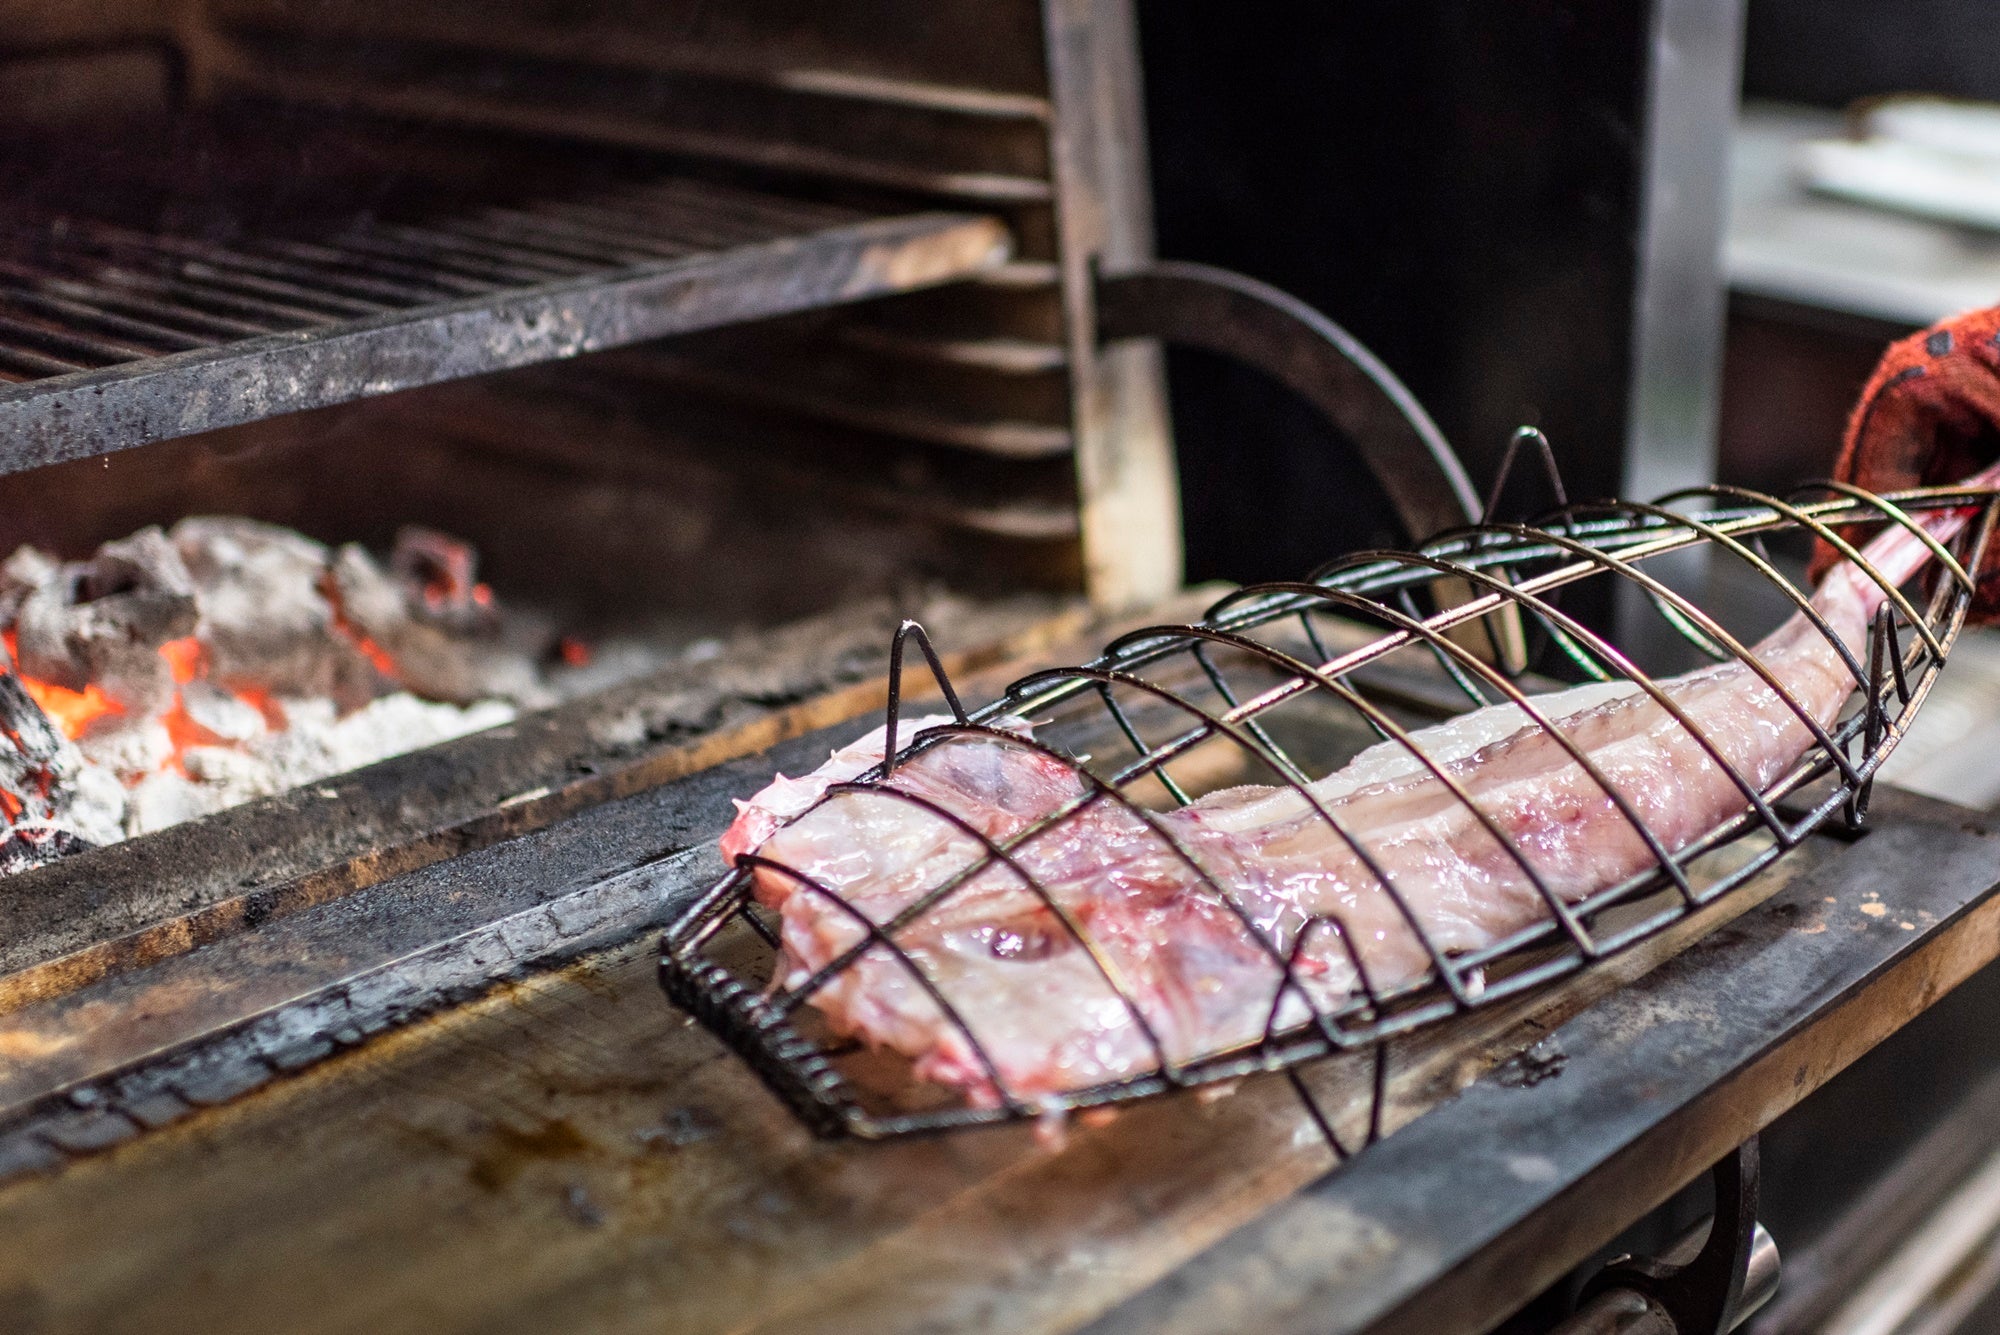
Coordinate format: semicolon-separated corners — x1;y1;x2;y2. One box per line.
467;1117;591;1192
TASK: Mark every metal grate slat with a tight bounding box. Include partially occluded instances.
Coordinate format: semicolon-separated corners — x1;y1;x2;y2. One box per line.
249;237;497;297
474;205;701;262
0;307;163;363
309;229;563;287
18;223;394;320
0;344;89;378
1;290;210;352
0;169;1012;475
440;212;665;267
0;259;277;339
84;265;347;327
370;223;599;278
126;232;466;307
506;202;709;256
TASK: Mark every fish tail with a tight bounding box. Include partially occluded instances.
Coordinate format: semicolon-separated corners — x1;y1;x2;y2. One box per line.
1822;460;2000;620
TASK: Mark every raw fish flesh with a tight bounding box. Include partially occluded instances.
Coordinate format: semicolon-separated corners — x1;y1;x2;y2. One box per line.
723;476;1997;1107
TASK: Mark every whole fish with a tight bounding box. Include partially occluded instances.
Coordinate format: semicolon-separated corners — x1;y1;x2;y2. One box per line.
722;477;1995;1109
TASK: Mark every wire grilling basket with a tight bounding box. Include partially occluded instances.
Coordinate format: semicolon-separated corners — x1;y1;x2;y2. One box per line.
660;471;2000;1148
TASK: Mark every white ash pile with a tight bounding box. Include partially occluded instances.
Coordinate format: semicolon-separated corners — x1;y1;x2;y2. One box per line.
0;518;552;875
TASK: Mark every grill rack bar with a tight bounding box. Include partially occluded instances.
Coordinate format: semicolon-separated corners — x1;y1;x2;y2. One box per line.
662;479;1999;1142
0;177;1012;474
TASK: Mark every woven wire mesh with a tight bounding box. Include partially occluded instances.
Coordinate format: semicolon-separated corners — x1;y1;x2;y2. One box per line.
661;479;1999;1142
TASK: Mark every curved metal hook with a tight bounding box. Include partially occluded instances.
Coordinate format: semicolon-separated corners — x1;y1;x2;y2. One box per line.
882;620;968;776
1095;259;1481;543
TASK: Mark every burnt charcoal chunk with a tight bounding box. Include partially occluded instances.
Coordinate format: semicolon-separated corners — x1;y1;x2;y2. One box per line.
0;676;78;826
0;514;542;873
392;526;499;636
0;674;65;771
0;824;92;876
170;517;381;711
331;544;546;707
12;526;198;715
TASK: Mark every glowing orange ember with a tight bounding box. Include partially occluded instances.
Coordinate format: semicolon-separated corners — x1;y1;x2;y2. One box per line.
4;628;125;741
160;701;221;774
19;676;123;740
353;635;397;678
0;629;259;771
557;636;591;668
160;636;204;686
234;686;287;732
0;524;517;845
316;576;402;683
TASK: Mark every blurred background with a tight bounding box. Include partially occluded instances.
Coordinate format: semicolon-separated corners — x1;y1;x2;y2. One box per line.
1140;6;2000;1331
1142;0;2000;813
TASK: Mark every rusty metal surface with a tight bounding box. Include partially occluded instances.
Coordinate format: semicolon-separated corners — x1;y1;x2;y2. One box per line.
199;2;1059;207
0;790;1986;1334
1083;785;2000;1335
1042;0;1183;610
0;772;1818;1335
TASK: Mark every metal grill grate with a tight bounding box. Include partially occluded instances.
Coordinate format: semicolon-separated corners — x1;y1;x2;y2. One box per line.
0;176;1010;474
661;476;2000;1146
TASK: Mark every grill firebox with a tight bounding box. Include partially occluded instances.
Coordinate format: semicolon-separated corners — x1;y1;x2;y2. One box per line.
0;0;1175;1173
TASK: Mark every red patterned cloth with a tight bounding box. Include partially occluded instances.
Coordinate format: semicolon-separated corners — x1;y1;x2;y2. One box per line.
1811;305;2000;617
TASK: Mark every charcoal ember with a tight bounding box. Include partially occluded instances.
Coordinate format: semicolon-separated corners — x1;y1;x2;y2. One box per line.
12;527;198;717
391;526;499;636
329;545;549;707
0;674;71;779
0;674;78;824
170;518;380;713
0;516;539;871
0;823;91;876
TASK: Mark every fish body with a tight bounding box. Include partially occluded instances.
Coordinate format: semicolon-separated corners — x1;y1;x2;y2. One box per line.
726;491;1987;1107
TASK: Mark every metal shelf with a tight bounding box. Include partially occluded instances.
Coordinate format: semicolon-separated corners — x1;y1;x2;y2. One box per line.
0;174;1009;475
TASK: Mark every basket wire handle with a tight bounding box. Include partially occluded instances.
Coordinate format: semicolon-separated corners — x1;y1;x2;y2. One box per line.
882;620;967;777
1480;425;1569;523
1845;606;1909;830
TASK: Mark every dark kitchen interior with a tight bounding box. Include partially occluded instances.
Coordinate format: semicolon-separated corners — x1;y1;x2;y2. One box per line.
3;3;2000;1333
